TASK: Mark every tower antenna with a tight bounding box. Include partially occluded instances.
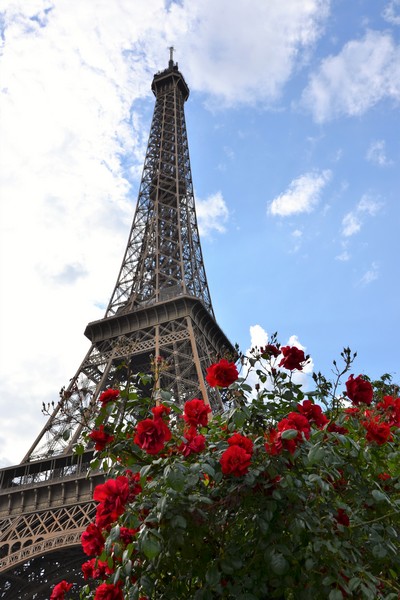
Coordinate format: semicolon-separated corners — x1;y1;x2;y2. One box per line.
168;45;175;68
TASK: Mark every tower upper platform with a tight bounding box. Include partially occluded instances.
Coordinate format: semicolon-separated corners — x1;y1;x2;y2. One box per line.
151;59;189;101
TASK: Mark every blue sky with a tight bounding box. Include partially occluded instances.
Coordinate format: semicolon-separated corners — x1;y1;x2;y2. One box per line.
0;0;399;465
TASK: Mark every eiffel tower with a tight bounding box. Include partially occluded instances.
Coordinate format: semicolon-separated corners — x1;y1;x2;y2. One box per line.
0;51;234;599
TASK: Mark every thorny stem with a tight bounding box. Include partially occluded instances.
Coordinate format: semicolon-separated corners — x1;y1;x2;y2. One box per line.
330;347;357;417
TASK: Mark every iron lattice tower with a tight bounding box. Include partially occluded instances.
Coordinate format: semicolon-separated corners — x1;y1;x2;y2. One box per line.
0;55;234;598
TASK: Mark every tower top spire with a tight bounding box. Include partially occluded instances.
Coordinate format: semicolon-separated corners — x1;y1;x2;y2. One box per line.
168;46;175;69
152;47;189;100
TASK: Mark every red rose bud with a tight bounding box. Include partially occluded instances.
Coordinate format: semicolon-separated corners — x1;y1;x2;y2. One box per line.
261;344;280;358
335;508;350;527
345;374;373;406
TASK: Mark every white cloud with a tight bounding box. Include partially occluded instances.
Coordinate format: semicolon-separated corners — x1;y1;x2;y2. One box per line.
341;194;383;237
301;30;400;122
249;325;270;349
170;0;330;106
359;262;379;286
342;212;361;237
335;250;350;262
383;0;400;24
268;170;331;217
366;140;393;166
196;191;229;236
357;195;383;216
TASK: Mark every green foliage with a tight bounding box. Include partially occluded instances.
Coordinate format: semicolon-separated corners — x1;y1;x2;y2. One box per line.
75;347;400;599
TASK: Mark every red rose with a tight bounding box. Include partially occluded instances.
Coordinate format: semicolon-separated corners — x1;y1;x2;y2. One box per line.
206;359;239;387
183;398;211;427
345;374;373;406
50;580;73;600
279;346;306;371
89;425;115;451
99;388;120;406
134;418;171;455
126;470;142;499
335;508;350;527
119;527;139;545
81;523;105;556
265;412;310;455
94;582;124;600
82;559;112;580
220;445;252;476
265;428;289;455
344;407;359;416
94;476;130;528
297;400;329;428
362;417;392;445
82;559;95;580
278;412;311;442
376;395;400;426
327;422;348;435
227;432;254;455
151;404;171;419
179;432;206;457
260;344;280;358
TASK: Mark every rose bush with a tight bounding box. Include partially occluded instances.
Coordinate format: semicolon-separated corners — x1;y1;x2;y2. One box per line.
50;346;400;600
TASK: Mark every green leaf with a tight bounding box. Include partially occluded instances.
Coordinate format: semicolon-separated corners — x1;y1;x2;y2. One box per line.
123;559;132;576
328;591;343;600
141;535;161;560
170;514;187;529
205;564;220;586
348;577;361;592
280;429;298;440
372;489;387;503
233;409;247;428
305;558;314;571
112;566;121;585
62;429;71;441
270;552;289;575
188;494;213;505
372;544;387;559
73;444;85;456
202;463;215;478
307;444;325;465
140;575;154;596
220;559;234;575
167;467;186;491
109;524;120;542
140;464;152;478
